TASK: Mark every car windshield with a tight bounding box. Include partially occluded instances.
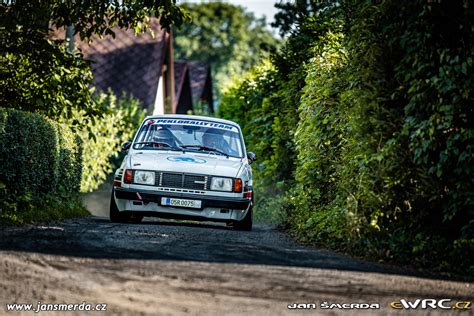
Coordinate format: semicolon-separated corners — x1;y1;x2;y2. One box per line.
132;118;244;158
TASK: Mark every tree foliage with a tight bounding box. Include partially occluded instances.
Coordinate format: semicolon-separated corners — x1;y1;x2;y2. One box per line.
340;0;474;271
272;0;337;37
219;0;473;273
73;91;146;192
219;61;277;183
2;0;188;39
0;28;101;121
0;0;187;122
174;2;278;99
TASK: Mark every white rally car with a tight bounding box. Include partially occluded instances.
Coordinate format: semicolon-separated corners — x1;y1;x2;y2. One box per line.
110;115;256;231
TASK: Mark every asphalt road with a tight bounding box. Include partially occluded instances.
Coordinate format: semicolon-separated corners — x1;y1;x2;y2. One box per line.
0;184;472;315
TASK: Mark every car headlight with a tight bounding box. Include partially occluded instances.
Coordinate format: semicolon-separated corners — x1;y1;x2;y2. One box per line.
210;177;233;191
134;171;155;185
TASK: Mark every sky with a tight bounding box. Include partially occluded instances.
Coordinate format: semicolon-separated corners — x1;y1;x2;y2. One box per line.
181;0;281;26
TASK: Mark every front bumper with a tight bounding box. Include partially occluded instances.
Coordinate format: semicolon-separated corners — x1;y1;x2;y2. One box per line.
114;187;250;210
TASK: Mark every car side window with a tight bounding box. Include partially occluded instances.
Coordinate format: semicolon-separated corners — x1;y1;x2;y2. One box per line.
135;125;149;143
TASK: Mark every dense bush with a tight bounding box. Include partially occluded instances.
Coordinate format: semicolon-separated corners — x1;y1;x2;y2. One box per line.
339;0;474;272
72;91;146;192
289;30;352;244
219;11;342;224
219;61;289;223
0;108;86;224
219;0;473;273
219;61;277;183
0;93;146;224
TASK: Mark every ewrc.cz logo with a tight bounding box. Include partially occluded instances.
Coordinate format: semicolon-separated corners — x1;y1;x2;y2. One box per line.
390;299;472;310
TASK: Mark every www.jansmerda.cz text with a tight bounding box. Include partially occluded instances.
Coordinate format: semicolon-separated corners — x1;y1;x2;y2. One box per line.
5;302;107;313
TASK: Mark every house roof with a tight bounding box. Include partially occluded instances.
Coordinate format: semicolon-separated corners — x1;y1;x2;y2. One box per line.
188;62;211;102
174;61;214;113
52;18;169;109
173;61;189;106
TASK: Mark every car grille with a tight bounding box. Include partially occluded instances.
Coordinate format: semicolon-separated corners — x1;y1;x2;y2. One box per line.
157;172;208;190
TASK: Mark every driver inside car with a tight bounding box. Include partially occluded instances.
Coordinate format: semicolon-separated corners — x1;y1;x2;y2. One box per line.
151;127;177;148
202;129;237;156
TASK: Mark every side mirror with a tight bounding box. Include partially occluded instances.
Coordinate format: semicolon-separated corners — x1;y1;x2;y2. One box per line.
121;141;132;152
247;152;257;164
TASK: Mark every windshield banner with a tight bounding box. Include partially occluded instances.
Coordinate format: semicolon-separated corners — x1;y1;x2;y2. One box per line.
153;119;239;133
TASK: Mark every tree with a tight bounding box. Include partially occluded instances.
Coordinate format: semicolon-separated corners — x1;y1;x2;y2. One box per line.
173;2;278;101
272;0;337;37
0;0;188;122
1;0;188;40
222;0;474;273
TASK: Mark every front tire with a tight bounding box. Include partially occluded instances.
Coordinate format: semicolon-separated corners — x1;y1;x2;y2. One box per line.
110;189;126;223
109;189;143;223
233;207;253;231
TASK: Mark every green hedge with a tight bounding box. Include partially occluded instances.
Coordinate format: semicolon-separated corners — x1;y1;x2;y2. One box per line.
219;0;473;274
75;92;146;193
0;108;86;224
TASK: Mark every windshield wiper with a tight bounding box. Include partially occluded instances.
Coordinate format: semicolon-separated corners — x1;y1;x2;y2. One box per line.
181;145;229;157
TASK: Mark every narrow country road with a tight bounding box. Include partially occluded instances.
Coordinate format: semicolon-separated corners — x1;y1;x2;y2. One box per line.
0;183;472;315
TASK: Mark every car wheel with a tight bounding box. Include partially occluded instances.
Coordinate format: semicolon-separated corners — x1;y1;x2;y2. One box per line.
109;189;128;223
110;189;144;223
233;207;253;231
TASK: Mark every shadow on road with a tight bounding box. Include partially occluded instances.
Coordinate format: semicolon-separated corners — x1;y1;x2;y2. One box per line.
1;215;471;283
0;177;470;282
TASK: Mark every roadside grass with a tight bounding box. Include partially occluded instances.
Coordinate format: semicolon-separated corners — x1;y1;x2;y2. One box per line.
253;187;287;226
0;197;90;226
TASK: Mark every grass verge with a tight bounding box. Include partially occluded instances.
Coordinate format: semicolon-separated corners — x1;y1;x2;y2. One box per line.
0;196;90;226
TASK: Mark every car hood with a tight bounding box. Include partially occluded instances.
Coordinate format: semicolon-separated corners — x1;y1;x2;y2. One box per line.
129;151;243;177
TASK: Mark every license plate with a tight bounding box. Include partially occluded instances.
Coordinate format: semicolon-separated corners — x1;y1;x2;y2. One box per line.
161;197;202;209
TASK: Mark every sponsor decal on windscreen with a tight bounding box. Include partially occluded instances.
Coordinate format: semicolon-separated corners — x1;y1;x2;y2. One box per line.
154;119;239;133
